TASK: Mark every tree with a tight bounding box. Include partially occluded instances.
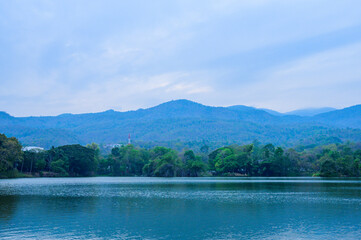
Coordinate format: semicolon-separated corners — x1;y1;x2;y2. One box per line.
213;148;248;175
22;150;46;174
183;150;206;177
0;134;23;176
54;145;97;176
143;147;182;177
319;156;338;177
107;145;149;176
50;159;69;176
208;147;233;172
86;143;100;159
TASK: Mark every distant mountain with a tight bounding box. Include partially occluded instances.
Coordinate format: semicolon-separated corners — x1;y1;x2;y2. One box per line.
258;108;284;116
314;105;361;128
285;107;336;116
0;111;13;119
0;100;360;148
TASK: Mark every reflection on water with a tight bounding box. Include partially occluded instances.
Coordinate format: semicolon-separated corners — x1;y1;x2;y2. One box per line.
0;177;360;239
0;195;18;222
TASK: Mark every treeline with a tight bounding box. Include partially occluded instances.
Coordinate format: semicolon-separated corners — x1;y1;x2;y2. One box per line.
0;134;98;178
1;133;361;178
208;143;361;177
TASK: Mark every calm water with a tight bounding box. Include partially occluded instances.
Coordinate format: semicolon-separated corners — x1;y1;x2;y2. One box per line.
0;177;360;240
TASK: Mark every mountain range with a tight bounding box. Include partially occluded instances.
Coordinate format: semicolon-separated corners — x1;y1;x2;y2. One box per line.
1;99;361;148
260;107;337;117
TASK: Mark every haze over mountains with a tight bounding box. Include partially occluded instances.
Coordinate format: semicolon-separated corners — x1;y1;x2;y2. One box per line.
284;107;337;117
259;107;337;117
1;99;360;149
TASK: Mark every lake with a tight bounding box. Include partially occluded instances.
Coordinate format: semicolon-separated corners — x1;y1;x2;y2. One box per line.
0;177;360;239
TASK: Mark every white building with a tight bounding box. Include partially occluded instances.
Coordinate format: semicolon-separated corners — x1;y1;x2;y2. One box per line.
22;146;45;152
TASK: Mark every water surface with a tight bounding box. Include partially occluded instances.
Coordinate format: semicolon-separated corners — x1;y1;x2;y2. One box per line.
0;177;360;239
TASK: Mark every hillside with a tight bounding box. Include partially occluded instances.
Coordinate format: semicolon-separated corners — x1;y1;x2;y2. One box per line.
314;105;361;128
285;107;336;116
0;100;360;148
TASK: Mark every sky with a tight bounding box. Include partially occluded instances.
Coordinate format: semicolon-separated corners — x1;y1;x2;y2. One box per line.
1;0;361;116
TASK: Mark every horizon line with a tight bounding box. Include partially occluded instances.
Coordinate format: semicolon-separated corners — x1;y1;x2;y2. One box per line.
1;98;355;118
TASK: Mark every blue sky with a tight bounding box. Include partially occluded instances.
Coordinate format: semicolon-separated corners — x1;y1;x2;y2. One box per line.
1;0;361;116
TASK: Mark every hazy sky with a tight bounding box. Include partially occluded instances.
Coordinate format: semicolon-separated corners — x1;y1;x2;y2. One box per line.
1;0;361;116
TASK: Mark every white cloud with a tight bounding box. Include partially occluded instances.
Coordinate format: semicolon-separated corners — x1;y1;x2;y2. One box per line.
56;71;214;114
238;42;361;111
0;71;58;98
1;0;361;116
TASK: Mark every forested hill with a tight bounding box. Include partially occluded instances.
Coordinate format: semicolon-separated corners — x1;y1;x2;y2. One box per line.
1;99;361;148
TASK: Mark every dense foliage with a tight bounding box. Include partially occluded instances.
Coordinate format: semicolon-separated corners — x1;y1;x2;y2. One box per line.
17;143;97;177
0;134;23;177
208;142;361;177
99;146;206;177
0;134;360;178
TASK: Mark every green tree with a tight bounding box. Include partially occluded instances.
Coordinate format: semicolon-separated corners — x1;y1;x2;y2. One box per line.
319;156;338;177
54;145;97;176
21;150;46;174
50;159;69;176
183;150;206;177
143;147;182;177
108;145;149;176
0;134;23;177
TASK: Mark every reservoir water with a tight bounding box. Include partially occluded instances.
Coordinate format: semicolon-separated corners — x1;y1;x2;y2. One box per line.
0;177;360;239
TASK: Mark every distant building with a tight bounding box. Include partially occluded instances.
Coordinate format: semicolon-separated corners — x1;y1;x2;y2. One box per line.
104;143;122;149
22;146;45;152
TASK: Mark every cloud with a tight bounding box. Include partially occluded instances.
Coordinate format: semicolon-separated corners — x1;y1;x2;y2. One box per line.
237;42;361;111
1;0;361;116
51;71;214;114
